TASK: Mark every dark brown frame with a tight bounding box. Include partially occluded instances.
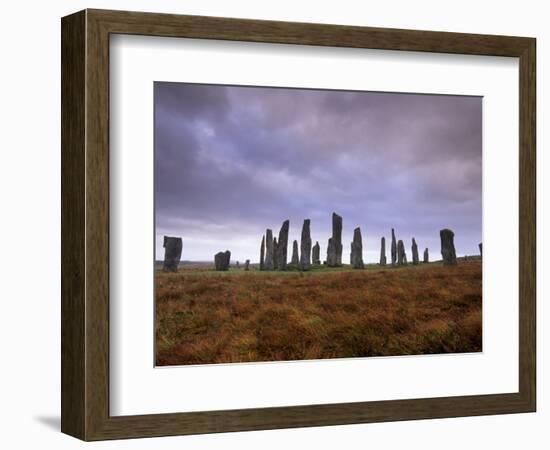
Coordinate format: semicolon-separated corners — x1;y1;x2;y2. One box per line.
61;9;536;441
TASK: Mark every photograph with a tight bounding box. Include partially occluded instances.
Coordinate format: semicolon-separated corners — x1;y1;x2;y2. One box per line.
154;82;483;366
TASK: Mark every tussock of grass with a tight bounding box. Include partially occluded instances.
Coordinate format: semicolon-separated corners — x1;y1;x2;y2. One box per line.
155;261;482;365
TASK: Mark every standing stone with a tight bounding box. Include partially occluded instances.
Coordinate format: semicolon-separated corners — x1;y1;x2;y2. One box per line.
291;240;299;265
260;235;265;271
479;242;483;258
440;229;457;266
350;227;364;269
300;219;312;271
236;261;240;269
163;236;183;272
423;248;429;263
327;212;343;267
214;250;231;271
379;237;387;266
327;238;335;267
411;238;419;265
264;229;274;270
244;259;250;271
397;240;407;266
391;228;397;266
334;213;343;266
214;252;223;271
225;251;231;269
273;237;279;270
276;220;290;270
312;241;321;265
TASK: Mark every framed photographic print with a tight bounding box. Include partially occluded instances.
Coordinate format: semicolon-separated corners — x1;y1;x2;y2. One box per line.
61;9;536;440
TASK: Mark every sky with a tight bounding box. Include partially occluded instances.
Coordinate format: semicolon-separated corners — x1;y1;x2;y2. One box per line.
155;82;482;264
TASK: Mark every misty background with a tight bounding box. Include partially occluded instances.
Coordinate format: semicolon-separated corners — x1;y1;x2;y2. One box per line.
154;82;482;264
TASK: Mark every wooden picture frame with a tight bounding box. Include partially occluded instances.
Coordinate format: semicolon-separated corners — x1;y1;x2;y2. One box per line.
61;9;536;441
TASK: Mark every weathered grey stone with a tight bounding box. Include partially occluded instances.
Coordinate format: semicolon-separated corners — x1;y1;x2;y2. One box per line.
300;219;312;271
327;238;335;267
163;236;182;272
224;251;231;269
312;241;321;265
423;248;429;263
214;250;231;271
236;261;240;269
411;238;419;265
479;242;482;258
327;212;343;267
391;228;397;266
350;227;364;269
260;235;265;270
440;229;457;266
397;239;407;266
291;240;299;265
334;214;343;265
244;259;250;271
264;229;274;270
273;237;279;270
275;220;289;270
380;237;387;266
214;252;223;270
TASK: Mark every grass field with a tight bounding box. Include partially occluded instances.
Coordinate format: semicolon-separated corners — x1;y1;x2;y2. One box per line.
155;261;482;366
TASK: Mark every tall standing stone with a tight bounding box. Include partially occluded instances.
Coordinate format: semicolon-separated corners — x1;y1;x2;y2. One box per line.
391;228;397;266
334;213;343;265
411;238;419;265
440;229;457;266
163;236;183;272
260;235;265;270
350;227;364;269
300;219;312;271
244;259;250;271
312;241;321;265
273;237;279;270
276;220;289;270
479;242;483;258
423;248;429;263
264;229;274;270
214;250;231;271
291;240;299;265
380;237;387;266
397;240;407;266
327;212;343;267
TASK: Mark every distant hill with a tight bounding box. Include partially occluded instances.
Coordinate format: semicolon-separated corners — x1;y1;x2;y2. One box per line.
155;260;212;268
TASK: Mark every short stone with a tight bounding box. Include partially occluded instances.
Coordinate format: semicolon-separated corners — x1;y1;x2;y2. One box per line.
214;250;231;271
163;236;182;272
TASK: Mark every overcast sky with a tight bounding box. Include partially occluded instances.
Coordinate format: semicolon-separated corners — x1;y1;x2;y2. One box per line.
155;82;482;263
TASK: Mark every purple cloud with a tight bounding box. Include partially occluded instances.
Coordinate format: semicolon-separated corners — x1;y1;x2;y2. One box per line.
155;82;482;263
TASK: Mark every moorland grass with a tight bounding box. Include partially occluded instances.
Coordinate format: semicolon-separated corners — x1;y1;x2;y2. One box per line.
155;261;482;365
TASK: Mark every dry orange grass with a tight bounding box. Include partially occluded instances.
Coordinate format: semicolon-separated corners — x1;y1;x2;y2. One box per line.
155;261;482;366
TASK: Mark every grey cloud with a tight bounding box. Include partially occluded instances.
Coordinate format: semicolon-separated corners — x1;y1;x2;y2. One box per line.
155;83;482;262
